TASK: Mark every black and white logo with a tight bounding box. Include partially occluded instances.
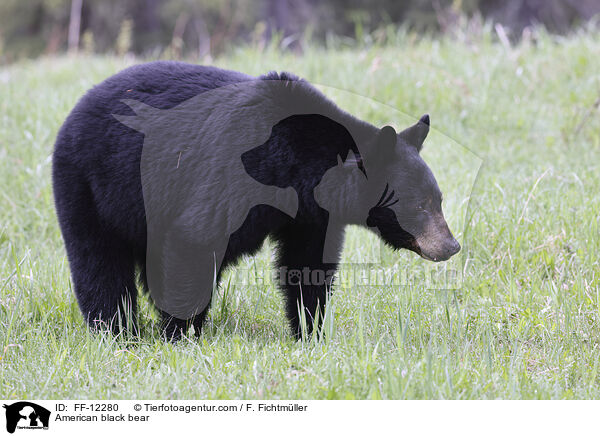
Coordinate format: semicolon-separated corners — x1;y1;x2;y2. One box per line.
2;402;50;433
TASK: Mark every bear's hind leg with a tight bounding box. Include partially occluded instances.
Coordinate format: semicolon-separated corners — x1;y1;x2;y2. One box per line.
53;162;138;335
153;229;221;341
160;309;209;342
71;236;138;335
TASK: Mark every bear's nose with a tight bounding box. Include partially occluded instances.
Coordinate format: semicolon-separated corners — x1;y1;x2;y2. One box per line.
447;239;461;257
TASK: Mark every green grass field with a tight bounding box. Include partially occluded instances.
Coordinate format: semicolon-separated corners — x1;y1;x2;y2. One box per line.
1;28;599;399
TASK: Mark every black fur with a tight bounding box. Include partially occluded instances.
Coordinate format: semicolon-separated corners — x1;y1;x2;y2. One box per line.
53;61;459;341
53;61;364;339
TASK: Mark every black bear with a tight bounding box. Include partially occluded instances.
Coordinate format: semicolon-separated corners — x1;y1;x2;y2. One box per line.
52;61;460;340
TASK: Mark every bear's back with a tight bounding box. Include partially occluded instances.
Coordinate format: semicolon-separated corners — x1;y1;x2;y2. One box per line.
53;62;256;245
55;62;254;160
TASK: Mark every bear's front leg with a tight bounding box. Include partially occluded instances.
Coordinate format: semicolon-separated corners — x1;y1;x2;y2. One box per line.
275;221;344;339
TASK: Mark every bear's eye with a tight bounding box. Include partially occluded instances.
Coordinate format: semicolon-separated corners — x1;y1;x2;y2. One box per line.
417;198;431;211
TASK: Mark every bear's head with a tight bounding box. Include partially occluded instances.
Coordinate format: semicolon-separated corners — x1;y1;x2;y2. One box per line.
361;115;460;262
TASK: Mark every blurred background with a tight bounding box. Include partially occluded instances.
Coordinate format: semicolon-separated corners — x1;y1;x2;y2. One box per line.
1;0;599;63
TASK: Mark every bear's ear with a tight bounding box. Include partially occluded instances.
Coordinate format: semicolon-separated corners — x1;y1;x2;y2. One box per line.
398;114;430;152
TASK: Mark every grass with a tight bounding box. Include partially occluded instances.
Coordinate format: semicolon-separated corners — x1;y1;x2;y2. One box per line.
1;27;599;399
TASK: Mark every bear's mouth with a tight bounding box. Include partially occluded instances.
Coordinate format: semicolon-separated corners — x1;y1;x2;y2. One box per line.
417;250;440;262
416;245;455;262
411;239;448;262
409;239;437;261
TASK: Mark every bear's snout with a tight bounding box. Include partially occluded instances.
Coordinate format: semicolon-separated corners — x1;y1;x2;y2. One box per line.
418;239;460;262
438;237;461;261
416;216;461;262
